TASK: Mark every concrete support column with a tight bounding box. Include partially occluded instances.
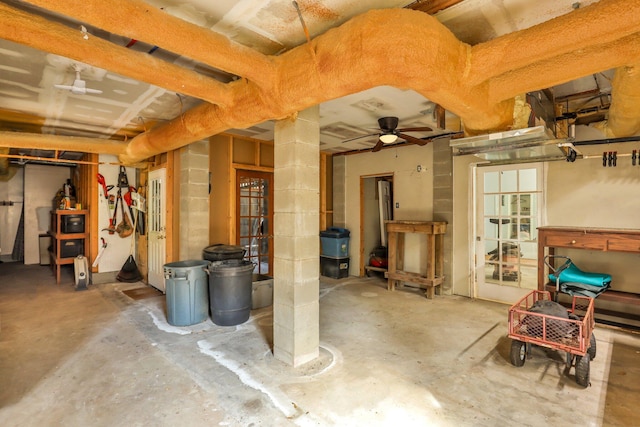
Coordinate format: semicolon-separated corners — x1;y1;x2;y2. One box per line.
179;140;210;259
432;138;453;294
273;106;320;367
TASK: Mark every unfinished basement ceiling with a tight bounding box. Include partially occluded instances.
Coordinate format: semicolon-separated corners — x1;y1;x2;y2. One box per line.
0;0;634;163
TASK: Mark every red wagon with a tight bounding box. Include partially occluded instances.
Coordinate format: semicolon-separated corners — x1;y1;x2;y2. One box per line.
507;290;596;387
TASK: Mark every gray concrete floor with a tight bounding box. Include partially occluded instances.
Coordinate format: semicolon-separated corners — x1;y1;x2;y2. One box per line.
0;262;638;426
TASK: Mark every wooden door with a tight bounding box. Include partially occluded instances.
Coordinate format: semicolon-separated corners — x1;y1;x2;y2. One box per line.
236;170;273;275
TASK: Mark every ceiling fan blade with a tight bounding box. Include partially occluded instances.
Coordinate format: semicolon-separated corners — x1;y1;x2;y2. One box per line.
397;126;433;132
371;139;384;152
341;132;379;143
54;84;74;90
85;88;103;94
398;133;429;146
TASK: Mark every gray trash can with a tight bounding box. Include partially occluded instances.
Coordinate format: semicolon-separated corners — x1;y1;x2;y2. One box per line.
207;259;254;326
164;260;210;326
252;274;273;309
202;244;246;262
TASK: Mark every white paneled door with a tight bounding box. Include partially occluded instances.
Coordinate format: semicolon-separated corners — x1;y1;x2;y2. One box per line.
148;168;167;292
475;163;544;303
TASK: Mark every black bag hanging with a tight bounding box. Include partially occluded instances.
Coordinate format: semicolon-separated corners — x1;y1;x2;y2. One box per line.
116;255;142;283
117;166;129;188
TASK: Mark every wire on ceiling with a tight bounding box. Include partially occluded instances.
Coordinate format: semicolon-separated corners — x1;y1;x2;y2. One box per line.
292;1;311;43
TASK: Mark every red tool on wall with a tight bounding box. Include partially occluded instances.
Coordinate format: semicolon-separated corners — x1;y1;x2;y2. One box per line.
102;194;117;234
97;173;114;199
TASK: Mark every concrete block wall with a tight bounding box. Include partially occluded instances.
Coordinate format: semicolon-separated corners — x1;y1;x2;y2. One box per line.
432;138;453;293
179;140;210;260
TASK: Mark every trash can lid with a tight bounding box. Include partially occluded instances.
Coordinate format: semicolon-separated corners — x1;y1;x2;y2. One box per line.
203;244;246;255
164;259;210;269
207;259;254;271
320;227;350;238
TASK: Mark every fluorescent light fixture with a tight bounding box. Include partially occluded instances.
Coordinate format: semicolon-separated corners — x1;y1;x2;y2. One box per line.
380;134;397;144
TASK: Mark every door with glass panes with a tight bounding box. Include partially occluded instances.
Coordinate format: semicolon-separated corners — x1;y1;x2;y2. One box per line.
236;170;273;275
475;164;543;303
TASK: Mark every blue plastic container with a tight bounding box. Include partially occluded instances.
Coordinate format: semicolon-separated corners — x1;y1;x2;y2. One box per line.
320;227;350;257
164;260;210;326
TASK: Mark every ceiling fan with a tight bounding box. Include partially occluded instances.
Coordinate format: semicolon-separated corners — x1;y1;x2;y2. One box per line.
54;66;103;95
344;117;433;152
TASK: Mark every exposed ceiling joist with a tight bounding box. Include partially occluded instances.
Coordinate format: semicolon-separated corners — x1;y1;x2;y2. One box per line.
0;1;233;107
1;0;640;164
0;131;127;155
21;0;275;85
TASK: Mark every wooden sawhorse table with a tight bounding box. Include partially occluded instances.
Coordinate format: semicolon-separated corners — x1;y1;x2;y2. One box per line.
385;220;447;299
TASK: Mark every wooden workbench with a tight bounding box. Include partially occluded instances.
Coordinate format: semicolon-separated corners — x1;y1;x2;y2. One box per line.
537;226;640;320
385;220;447;299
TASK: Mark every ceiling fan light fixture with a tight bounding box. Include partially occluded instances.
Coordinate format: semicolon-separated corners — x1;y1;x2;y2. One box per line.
380;134;398;144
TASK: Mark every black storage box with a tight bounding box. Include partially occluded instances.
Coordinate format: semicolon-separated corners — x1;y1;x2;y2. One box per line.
60;239;84;258
320;255;350;279
62;215;85;234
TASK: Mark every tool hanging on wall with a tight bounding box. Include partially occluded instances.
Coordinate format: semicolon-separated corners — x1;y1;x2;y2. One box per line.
123;186;137;231
131;189;146;235
97;173;114;199
92;237;108;268
116;201;142;283
117;166;129;188
102;194;117;234
115;188;133;238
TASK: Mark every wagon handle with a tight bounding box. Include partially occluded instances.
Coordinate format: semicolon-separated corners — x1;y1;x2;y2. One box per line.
543;255;572;275
544;255;573;301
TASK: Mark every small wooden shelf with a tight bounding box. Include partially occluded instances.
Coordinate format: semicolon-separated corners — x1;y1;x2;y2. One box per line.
49;210;89;284
385;220;447;299
364;265;387;276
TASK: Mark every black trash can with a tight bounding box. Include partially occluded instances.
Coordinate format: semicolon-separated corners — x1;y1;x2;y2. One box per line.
203;244;246;262
207;259;254;326
164;260;210;326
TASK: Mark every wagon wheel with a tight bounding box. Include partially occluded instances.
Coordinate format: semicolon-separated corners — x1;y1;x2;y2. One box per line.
575;355;590;388
587;333;597;361
510;339;526;367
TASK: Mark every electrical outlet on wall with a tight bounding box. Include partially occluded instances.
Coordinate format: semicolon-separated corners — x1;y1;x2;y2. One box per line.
395;202;399;208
